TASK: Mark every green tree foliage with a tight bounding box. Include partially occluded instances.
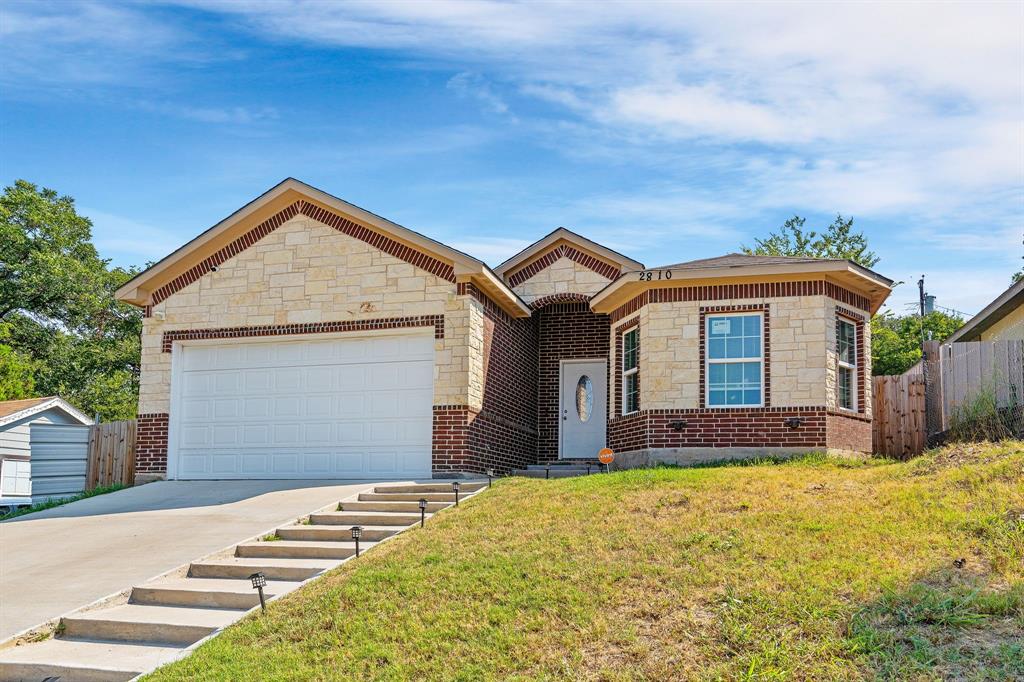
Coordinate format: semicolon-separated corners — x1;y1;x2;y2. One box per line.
0;180;141;420
742;214;880;269
871;311;964;376
0;324;36;400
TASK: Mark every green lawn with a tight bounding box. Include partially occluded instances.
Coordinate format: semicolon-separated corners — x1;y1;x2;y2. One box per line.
148;442;1023;681
0;483;126;521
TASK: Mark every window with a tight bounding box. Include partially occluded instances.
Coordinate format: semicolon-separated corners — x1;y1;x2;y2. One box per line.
706;313;763;407
837;318;857;410
622;327;639;414
576;375;593;422
0;459;31;496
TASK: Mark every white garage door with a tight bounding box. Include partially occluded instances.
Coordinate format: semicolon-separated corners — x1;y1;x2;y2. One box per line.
169;332;434;479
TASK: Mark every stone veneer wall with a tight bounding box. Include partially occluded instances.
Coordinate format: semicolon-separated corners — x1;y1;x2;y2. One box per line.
510;255;613;305
607;285;875;456
136;215;471;475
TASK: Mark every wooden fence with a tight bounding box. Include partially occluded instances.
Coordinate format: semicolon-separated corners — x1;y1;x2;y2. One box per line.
872;374;926;459
86;419;137;490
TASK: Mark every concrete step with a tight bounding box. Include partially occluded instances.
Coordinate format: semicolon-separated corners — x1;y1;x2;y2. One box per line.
61;603;239;646
189;557;339;581
236;540;365;559
526;462;600;470
131;577;295;609
0;638;186;682
359;492;457;502
277;524;400;542
309;510;422;526
373;482;486;494
339;500;451;513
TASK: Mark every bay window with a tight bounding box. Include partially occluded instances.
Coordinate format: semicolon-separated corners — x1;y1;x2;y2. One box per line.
622;327;639;414
837;317;857;410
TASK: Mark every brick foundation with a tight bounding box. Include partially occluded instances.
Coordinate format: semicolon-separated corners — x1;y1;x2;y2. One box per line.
136;413;169;474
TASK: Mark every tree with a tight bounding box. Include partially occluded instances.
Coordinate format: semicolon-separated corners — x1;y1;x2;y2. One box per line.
0;180;142;420
0;325;36;400
742;214;880;268
871;311;963;375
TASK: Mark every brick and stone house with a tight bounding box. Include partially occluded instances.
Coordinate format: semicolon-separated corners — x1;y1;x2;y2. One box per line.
116;179;892;481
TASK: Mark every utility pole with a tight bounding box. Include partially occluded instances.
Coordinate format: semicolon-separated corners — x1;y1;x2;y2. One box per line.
918;276;926;347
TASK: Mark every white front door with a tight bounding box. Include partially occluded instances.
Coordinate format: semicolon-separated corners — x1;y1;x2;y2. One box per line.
168;331;434;480
559;359;607;459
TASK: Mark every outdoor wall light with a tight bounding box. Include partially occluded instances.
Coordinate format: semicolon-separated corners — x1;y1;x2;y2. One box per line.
669;420;688;432
452;481;460;506
784;417;803;429
248;572;267;613
419;498;428;527
350;525;362;557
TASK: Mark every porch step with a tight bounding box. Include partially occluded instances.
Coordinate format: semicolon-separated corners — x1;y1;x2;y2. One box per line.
526;461;601;469
309;510;423;526
277;523;400;542
511;468;596;478
373;482;486;494
0;638;185;682
61;603;239;646
236;540;364;559
130;577;294;609
189;557;339;581
339;500;451;513
359;492;457;502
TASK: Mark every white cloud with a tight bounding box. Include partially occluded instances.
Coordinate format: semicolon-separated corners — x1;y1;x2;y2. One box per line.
446;72;511;116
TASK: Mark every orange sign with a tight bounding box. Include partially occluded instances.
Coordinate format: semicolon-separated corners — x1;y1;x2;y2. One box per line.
598;448;614;464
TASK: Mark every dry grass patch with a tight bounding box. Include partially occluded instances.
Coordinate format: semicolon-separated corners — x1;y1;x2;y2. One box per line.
147;442;1023;681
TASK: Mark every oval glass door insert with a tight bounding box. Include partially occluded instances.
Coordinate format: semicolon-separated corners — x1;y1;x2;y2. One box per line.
575;375;593;422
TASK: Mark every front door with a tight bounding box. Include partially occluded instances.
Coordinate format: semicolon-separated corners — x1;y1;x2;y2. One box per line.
559;359;608;459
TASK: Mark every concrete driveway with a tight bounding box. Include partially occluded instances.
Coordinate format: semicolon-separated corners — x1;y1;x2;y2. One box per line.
0;479;388;639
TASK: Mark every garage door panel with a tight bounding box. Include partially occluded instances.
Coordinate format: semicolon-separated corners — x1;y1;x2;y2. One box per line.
173;333;433;480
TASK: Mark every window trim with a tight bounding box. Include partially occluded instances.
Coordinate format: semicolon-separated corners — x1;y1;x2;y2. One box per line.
704;311;765;409
836;316;858;412
621;326;639;415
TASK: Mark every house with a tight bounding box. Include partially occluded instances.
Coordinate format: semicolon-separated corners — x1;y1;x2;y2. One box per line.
0;396;93;509
115;179;892;481
945;278;1024;343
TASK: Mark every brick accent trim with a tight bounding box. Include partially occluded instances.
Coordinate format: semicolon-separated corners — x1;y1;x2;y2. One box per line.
609;280;870;322
136;413;169;474
457;282;515;325
608;406;828;452
529;292;592;309
699;305;771;408
161;315;444;352
506;243;620;287
150;200;455;306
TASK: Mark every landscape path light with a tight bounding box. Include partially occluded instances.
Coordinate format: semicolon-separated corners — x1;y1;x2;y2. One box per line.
419;498;428;527
248;572;267;613
452;481;460;506
486;468;494;487
350;525;362;557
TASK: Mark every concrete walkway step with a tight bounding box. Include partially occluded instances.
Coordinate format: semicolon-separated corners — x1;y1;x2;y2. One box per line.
358;492;457;502
236;540;366;559
309;510;422;526
373;482;486;494
62;603;239;646
339;500;451;513
0;638;185;682
189;557;339;581
277;524;399;542
511;468;594;478
526;462;600;470
131;577;296;609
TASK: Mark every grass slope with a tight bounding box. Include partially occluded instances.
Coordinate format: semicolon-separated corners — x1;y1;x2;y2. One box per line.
148;443;1023;681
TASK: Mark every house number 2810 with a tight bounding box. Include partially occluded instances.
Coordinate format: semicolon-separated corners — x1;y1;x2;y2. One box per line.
637;270;673;281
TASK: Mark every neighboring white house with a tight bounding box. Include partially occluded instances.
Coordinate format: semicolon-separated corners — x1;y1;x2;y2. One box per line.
0;397;93;509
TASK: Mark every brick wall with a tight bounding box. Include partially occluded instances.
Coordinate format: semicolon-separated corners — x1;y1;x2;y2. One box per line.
536;301;610;461
609;406;829;452
826;411;872;452
136;413;169;474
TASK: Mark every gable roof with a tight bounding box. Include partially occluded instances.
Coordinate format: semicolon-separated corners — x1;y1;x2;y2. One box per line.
946;278;1024;343
115;178;530;317
494;227;645;282
0;396;93;428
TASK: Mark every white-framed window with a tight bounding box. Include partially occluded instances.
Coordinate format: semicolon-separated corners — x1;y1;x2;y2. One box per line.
706;312;764;407
622;327;639;414
0;459;31;497
837;317;857;411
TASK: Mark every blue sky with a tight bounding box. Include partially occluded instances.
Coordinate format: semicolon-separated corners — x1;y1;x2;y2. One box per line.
2;1;1021;315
